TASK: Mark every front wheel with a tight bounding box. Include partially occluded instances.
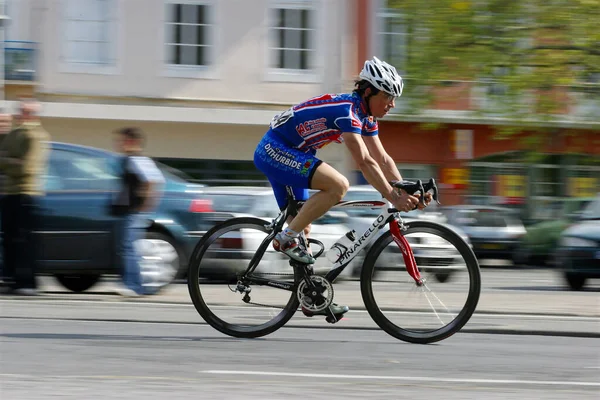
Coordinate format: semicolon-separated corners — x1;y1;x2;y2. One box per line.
360;220;481;344
187;217;301;338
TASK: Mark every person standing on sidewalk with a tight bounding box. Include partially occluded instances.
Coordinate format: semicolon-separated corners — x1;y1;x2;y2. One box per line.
0;107;12;138
0;108;13;285
111;127;165;297
0;99;50;295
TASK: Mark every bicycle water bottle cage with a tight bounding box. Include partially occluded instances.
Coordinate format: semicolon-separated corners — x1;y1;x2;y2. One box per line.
392;178;441;209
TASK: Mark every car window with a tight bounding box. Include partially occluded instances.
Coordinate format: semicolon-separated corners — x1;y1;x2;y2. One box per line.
251;195;280;219
339;189;383;218
155;161;191;183
452;209;511;228
580;197;600;220
202;193;259;214
46;150;119;191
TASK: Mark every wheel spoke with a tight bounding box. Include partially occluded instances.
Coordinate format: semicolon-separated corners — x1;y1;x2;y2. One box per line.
188;217;299;338
361;220;481;344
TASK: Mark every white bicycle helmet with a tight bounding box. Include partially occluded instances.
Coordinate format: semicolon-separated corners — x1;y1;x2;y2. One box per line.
359;56;404;97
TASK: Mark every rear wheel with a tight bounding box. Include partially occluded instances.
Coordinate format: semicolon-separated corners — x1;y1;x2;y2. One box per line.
360;220;481;344
188;217;300;338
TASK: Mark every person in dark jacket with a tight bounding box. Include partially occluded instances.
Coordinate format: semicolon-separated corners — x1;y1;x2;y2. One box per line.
111;127;164;297
0;99;50;295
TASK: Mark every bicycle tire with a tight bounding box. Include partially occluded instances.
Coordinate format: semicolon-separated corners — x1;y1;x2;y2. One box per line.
360;220;481;344
187;217;300;338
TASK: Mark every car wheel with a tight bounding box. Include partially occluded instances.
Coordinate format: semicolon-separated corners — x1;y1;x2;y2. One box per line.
134;231;181;294
434;272;452;283
565;272;586;291
55;274;101;293
512;246;530;266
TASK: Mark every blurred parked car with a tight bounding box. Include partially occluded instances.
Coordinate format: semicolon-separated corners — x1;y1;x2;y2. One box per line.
331;186;470;281
516;197;595;266
440;205;526;264
194;186;349;279
0;142;212;293
555;194;600;290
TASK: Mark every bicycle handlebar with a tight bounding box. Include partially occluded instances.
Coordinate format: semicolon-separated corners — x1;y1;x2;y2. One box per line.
390;178;441;209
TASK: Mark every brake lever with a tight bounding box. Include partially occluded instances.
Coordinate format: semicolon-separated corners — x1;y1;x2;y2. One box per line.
390;178;441;210
423;178;441;205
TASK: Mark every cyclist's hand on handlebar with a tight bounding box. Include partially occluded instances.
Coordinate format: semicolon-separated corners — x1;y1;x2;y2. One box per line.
415;192;433;210
393;190;420;212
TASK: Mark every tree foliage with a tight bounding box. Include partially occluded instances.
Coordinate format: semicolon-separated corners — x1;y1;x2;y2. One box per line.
387;0;600;128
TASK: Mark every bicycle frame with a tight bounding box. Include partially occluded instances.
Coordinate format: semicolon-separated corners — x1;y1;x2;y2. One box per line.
322;201;422;285
242;199;423;291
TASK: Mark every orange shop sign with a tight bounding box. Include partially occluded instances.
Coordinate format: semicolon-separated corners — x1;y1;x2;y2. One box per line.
495;175;527;198
441;168;469;189
569;177;598;198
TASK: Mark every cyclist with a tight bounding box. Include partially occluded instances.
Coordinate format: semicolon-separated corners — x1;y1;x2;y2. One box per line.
254;57;431;315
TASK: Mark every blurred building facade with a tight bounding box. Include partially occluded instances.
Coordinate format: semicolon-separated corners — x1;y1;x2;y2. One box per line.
2;0;599;220
3;0;356;183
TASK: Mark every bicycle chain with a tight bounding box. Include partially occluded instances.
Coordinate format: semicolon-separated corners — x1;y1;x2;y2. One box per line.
238;272;296;309
237;271;325;309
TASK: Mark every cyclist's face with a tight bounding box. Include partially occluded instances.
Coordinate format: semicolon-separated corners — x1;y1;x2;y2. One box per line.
368;91;396;118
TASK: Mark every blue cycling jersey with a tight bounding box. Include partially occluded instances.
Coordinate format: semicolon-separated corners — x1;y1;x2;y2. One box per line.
255;91;378;208
269;92;378;152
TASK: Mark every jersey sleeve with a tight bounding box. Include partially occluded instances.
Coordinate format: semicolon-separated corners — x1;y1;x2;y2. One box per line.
361;117;379;137
333;103;363;134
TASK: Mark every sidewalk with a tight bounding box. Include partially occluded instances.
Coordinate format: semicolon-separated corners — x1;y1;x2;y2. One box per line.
16;278;600;318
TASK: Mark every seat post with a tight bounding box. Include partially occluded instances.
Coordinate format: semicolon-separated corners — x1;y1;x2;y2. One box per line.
285;186;300;218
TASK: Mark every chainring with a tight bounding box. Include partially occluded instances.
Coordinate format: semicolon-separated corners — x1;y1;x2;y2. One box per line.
297;275;334;313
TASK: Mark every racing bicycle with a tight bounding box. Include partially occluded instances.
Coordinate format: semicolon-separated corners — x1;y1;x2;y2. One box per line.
188;179;481;344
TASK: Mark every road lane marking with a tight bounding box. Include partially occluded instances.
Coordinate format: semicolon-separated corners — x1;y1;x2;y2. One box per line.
201;370;600;387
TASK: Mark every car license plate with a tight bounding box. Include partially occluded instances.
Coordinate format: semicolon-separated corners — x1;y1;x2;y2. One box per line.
481;243;503;250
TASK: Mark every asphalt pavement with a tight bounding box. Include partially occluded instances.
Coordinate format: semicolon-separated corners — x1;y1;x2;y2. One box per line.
1;268;599;400
1;317;599;400
1;269;599;337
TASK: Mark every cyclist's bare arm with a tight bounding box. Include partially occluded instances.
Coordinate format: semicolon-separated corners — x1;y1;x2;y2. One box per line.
362;134;403;182
342;132;418;212
362;134;432;209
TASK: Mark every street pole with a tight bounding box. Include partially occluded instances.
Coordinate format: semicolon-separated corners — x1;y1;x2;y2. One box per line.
0;0;11;108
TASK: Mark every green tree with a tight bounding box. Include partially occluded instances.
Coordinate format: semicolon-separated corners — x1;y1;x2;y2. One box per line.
387;0;600;133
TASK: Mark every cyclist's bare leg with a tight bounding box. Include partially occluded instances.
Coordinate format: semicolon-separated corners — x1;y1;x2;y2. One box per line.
286;163;350;318
274;163;348;265
285;216;312;255
287;162;349;233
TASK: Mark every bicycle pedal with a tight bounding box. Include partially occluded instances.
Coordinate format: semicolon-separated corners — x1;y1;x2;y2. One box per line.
325;314;345;324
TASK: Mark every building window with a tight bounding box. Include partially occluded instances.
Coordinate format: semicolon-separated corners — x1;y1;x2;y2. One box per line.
165;1;213;66
269;2;315;71
63;0;116;66
376;1;407;72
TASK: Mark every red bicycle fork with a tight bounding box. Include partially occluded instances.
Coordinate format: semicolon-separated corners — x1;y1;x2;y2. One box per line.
389;219;424;285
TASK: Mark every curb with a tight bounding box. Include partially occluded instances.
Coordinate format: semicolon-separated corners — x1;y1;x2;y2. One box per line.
2;314;598;339
2;293;599;319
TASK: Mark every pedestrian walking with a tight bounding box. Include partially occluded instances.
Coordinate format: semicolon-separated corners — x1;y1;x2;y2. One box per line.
110;127;165;297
